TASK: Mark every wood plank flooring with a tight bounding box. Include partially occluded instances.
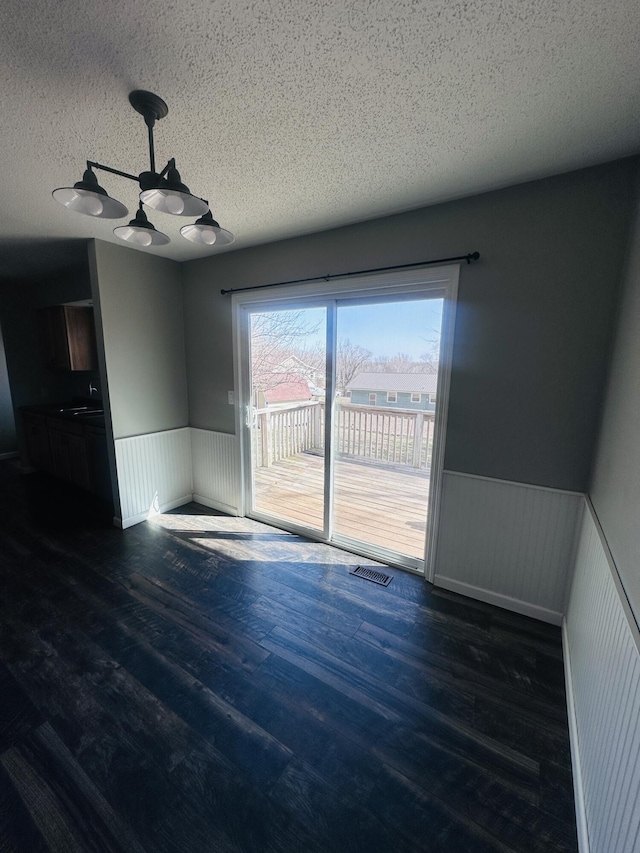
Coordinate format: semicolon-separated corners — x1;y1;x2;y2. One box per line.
254;453;430;559
0;461;577;852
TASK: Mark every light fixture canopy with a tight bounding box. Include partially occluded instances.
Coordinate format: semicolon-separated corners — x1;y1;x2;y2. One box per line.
113;204;169;246
53;90;233;249
52;169;129;219
180;211;236;246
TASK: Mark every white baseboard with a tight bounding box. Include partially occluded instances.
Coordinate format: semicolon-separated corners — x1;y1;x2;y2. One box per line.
434;575;564;625
192;493;239;517
116;493;193;530
562;619;590;853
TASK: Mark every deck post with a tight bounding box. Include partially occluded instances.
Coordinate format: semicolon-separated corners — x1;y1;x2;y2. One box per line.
314;403;323;451
413;411;424;468
260;410;271;467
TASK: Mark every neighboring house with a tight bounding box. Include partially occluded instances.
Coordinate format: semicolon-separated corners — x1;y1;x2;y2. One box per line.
257;374;312;408
271;355;321;388
346;372;437;411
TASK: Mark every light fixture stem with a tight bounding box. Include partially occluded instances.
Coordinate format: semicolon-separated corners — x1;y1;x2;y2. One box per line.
147;125;156;174
87;160;139;183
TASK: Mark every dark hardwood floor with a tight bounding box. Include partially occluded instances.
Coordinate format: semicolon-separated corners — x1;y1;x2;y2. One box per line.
0;460;578;852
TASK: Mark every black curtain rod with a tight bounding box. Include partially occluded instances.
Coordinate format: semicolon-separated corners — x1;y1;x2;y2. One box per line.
220;252;480;295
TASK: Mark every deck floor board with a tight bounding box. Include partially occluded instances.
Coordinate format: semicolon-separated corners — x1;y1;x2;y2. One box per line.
254;453;430;558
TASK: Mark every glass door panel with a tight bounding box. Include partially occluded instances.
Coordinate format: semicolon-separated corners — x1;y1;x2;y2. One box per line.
248;306;327;534
332;297;443;564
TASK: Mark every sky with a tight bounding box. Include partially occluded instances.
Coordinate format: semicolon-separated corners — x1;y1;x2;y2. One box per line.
338;299;443;360
277;298;444;360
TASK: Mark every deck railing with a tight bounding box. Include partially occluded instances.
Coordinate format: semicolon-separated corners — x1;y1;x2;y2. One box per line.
252;401;435;471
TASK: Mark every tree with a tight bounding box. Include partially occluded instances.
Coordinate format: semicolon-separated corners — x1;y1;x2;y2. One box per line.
336;339;372;392
419;327;441;372
365;352;435;373
250;310;320;394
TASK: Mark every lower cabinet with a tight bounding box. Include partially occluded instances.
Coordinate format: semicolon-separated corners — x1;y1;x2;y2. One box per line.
48;419;91;491
23;410;108;498
22;413;53;473
85;425;112;502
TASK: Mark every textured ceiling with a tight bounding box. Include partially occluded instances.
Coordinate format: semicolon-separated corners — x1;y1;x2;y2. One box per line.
0;0;639;269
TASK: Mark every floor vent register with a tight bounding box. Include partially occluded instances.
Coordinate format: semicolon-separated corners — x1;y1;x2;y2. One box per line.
349;566;393;587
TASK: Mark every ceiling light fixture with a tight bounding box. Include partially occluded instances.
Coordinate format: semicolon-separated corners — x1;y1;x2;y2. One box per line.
180;211;236;246
113;202;170;247
52;90;234;250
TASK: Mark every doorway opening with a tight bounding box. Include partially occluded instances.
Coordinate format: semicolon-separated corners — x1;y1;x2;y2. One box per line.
234;266;458;576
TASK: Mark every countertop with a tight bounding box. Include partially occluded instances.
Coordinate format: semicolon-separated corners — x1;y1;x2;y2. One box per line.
21;399;106;429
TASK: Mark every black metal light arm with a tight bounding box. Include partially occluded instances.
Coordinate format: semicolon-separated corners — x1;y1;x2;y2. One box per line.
159;158;174;179
87;160;140;184
87;158;184;188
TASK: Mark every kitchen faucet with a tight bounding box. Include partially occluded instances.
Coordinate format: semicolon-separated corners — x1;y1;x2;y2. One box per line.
88;382;98;397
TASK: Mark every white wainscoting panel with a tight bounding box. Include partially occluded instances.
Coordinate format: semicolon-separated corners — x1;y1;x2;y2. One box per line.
115;428;193;528
434;471;584;623
190;428;241;516
564;502;640;853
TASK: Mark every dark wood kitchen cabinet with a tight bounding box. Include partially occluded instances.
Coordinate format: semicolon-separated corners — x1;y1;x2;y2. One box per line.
22;412;53;472
85;425;112;502
47;418;91;491
22;407;109;499
41;305;98;371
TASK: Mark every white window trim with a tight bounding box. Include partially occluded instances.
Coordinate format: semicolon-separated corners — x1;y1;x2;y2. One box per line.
231;263;459;580
387;391;397;403
411;392;421;403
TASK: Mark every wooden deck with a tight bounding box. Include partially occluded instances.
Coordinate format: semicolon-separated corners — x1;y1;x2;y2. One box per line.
253;452;431;560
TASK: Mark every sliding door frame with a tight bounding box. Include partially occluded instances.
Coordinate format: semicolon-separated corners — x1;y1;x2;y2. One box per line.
232;264;459;581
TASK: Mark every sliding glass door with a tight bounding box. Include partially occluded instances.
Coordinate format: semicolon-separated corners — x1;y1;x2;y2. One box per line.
235;266;458;574
247;304;329;535
331;297;443;565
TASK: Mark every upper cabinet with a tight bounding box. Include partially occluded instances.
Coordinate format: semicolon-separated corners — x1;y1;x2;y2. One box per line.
41;305;98;372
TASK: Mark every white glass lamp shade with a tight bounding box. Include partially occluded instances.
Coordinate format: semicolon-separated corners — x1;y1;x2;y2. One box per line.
140;165;208;217
53;170;128;219
180;211;235;246
140;187;208;217
113;206;169;246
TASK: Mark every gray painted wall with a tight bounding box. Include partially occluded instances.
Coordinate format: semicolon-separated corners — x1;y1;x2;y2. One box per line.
92;240;188;440
0;323;16;454
182;159;637;492
590;174;640;627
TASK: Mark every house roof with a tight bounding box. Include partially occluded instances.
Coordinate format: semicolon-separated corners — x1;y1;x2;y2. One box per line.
347;373;438;394
1;1;639;272
263;376;312;404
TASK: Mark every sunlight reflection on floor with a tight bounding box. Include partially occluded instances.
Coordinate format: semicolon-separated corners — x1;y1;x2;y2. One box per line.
150;511;385;567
